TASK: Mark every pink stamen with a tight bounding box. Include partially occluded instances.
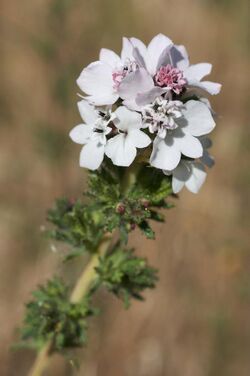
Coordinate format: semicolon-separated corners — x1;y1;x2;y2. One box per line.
155;64;187;94
112;70;127;90
112;59;138;90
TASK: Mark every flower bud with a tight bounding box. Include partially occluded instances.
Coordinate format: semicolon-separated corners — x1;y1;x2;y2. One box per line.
116;203;126;215
140;199;150;208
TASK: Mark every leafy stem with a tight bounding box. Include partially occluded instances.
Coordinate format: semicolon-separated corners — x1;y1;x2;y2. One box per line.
20;161;173;375
27;235;112;376
27;164;143;376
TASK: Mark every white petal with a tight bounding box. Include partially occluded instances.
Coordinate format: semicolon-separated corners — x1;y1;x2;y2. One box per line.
174;132;203;158
172;176;185;194
114;106;142;131
199;97;215;115
150;136;181;170
69;124;92;144
77;100;98;124
147;34;173;75
130;38;147;56
118;68;154;100
185;163;207;193
122;99;142;111
188;80;222;95
105;134;136;166
130;37;147;68
171;162;192;193
181;100;216;136
128;129;151;148
79;140;105;170
136;87;168;107
157;45;174;71
184;63;212;81
172;45;189;70
85;93;118;106
99;48;121;67
77;61;117;105
121;37;134;62
132;46;146;69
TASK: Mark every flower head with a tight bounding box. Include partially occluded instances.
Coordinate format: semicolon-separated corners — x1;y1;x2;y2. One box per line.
71;34;221;196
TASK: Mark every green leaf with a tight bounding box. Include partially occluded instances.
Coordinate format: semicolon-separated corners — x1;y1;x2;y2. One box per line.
19;278;96;352
96;247;158;308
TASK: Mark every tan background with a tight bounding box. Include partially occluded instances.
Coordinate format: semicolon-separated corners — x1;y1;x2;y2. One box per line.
1;0;250;375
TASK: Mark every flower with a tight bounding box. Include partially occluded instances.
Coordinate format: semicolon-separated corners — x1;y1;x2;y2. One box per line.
76;38;138;106
124;34;221;104
149;100;215;170
163;137;214;193
69;100;113;170
71;34;220;197
163;136;214;194
105;106;151;166
142;97;184;138
164;160;207;194
118;34;174;110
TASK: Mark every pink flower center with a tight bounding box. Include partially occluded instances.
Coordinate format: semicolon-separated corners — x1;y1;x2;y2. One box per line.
112;59;138;90
112;70;126;89
154;64;186;94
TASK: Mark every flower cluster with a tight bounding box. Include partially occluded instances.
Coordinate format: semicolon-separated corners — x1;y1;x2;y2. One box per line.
70;34;221;194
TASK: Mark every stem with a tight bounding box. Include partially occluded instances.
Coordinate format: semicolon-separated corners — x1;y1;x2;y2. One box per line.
28;235;111;376
27;342;52;376
121;161;141;194
70;236;111;303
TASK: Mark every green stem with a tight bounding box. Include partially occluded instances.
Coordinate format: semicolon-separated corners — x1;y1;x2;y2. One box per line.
121;161;141;194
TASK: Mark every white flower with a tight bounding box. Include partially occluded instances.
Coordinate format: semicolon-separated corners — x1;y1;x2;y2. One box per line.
150;100;215;170
69;100;113;170
142;97;184;138
163;136;214;194
127;35;221;98
76;38;138;106
118;34;173;110
167;45;221;95
164;160;207;194
105;106;151;166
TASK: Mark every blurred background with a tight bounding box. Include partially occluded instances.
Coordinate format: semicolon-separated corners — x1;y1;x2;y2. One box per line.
1;0;250;375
